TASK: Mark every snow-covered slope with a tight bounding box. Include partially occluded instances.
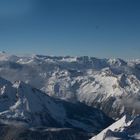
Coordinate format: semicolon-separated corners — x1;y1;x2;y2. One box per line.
0;76;113;135
0;52;140;119
90;115;140;140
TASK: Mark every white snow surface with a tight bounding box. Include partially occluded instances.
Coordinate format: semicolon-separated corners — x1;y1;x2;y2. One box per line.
0;53;140;118
90;115;140;140
0;76;112;133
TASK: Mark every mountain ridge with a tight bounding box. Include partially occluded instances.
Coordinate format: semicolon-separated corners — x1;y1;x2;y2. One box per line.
0;76;113;138
0;53;140;119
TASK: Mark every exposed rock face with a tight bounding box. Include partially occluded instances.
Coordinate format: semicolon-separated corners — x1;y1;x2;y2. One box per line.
0;53;140;119
0;124;89;140
0;77;114;140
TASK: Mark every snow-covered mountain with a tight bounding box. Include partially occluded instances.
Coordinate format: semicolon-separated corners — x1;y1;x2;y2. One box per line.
0;76;113;139
90;115;140;140
0;52;140;119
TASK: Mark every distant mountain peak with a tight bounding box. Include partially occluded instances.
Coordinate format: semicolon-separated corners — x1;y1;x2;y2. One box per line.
0;53;140;120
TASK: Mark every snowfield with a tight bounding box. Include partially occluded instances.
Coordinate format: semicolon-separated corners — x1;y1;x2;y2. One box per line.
0;52;140;119
90;115;140;140
0;76;113;136
0;52;140;139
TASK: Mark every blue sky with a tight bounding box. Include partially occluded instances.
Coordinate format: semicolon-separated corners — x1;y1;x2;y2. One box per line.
0;0;140;58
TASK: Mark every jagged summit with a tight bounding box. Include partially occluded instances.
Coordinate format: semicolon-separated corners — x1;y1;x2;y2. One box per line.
0;53;140;119
0;53;140;139
0;76;113;134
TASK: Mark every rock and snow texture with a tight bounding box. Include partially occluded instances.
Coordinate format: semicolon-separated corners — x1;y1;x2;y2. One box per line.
90;115;140;140
0;76;113;134
0;53;140;119
1;52;140;139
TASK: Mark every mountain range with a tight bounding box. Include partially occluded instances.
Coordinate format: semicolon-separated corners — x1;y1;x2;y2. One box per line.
0;76;113;140
0;52;140;119
0;52;140;139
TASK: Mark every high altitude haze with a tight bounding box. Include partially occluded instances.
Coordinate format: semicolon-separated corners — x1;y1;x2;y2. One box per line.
0;0;140;58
